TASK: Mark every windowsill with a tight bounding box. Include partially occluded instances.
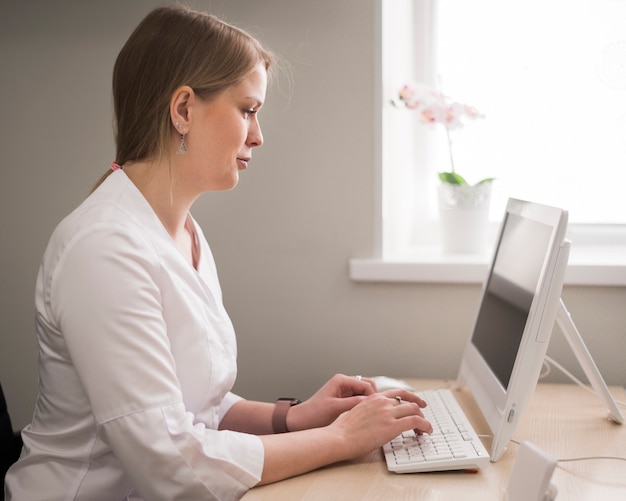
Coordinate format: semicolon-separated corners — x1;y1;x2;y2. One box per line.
349;244;626;286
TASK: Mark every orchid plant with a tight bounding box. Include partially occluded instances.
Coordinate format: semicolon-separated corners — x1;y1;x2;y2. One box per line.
393;82;493;186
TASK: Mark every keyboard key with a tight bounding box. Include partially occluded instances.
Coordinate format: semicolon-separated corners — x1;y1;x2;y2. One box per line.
424;453;453;461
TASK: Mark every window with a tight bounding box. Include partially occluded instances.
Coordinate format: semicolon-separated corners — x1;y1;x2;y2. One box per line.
350;0;626;285
434;0;626;225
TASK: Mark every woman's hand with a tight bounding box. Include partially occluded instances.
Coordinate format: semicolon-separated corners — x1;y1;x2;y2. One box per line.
287;374;431;436
329;391;433;460
287;373;379;431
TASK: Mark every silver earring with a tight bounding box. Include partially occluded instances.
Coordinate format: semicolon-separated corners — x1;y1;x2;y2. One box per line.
175;122;188;155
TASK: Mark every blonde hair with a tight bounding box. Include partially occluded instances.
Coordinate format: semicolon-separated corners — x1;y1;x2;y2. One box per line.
94;4;275;189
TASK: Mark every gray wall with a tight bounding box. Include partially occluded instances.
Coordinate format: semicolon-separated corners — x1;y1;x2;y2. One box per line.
1;0;624;429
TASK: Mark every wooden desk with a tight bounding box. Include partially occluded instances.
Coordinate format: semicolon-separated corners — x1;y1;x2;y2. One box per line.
243;380;626;501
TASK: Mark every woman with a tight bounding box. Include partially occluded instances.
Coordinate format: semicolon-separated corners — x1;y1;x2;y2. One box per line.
4;5;431;500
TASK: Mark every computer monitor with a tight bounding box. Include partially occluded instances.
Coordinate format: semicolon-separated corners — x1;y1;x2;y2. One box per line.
457;198;571;461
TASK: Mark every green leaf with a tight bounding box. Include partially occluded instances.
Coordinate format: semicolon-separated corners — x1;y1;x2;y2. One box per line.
438;171;467;184
475;177;495;186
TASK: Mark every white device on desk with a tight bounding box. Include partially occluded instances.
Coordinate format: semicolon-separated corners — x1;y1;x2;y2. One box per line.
384;198;572;473
384;198;622;474
505;441;557;501
456;198;623;460
455;198;572;463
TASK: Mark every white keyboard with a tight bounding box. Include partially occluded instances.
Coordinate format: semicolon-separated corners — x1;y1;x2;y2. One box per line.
383;388;490;473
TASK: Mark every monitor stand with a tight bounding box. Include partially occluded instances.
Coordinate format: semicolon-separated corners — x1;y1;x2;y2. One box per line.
554;299;624;424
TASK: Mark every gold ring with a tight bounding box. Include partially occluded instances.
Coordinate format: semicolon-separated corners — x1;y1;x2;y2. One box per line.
395;396;402;405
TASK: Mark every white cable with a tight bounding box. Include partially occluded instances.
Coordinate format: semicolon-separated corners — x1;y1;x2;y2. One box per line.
539;359;552;379
557;455;626;463
509;439;626;464
544;355;626;408
544;355;595;395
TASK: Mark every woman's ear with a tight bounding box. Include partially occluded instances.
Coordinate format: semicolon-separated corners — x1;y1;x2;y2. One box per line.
170;85;194;131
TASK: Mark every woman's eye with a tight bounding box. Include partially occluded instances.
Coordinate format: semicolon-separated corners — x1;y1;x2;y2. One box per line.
243;109;255;118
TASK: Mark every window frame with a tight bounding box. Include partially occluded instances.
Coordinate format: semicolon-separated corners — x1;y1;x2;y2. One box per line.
350;0;626;286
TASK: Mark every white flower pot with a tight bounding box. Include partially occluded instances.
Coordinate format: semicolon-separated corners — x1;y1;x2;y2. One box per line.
438;182;492;254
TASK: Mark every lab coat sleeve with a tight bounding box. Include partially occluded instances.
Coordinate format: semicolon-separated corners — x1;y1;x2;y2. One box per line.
46;223;264;500
219;392;244;423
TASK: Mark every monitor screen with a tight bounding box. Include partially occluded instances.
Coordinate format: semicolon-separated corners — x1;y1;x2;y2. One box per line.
471;213;554;390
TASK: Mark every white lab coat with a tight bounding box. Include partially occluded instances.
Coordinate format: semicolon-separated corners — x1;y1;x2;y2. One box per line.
5;170;264;501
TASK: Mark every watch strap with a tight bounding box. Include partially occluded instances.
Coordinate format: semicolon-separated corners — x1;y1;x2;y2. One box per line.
272;398;300;433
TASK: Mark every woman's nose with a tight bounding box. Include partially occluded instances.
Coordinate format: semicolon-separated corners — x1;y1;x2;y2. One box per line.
247;120;263;148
